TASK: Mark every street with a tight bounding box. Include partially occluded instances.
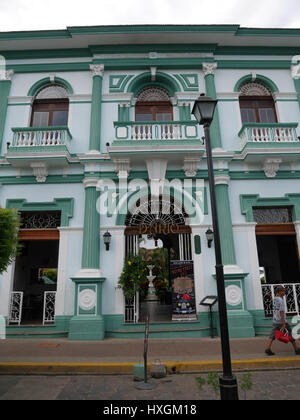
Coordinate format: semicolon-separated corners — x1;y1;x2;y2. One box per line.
0;369;300;400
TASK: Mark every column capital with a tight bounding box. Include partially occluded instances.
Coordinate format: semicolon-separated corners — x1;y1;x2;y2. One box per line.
214;174;230;185
202;62;217;76
83;177;99;188
90;64;104;78
0;69;14;81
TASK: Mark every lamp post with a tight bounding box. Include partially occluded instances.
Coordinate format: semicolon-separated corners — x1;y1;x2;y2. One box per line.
192;94;239;400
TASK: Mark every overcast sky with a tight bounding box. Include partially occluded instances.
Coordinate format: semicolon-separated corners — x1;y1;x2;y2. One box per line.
1;0;300;32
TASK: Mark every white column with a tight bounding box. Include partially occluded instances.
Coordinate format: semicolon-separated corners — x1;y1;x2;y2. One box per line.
233;222;264;310
55;227;69;316
191;226;206;313
0;262;15;318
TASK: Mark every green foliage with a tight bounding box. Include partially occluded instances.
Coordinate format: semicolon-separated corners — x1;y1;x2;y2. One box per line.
195;376;206;389
240;372;253;400
118;253;149;298
207;372;220;397
150;248;170;296
0;208;20;274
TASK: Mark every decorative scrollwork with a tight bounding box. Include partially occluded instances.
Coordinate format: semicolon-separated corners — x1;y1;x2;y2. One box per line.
43;292;56;324
239;82;272;96
137;86;170;102
253;207;293;224
35;84;69;99
21;211;61;229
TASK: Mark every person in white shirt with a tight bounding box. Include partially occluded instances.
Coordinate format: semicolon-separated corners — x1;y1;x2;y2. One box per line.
265;285;300;356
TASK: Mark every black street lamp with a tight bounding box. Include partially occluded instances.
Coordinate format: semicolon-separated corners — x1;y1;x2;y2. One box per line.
192;94;239;400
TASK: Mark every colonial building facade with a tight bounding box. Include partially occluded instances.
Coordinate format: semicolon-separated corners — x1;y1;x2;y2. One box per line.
1;25;300;340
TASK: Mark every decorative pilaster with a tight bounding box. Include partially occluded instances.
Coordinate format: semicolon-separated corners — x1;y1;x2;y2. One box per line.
214;174;236;266
69;176;105;341
89;64;104;152
81;177;100;270
0;70;14;151
213;174;255;338
202;63;222;149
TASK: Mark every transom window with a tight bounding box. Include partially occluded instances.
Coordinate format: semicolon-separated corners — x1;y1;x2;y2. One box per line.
239;82;277;124
31;84;69;127
135;87;173;122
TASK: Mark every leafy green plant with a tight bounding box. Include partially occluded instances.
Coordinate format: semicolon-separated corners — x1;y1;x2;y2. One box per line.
0;208;20;274
240;372;253;400
118;253;149;298
195;376;206;390
207;372;220;399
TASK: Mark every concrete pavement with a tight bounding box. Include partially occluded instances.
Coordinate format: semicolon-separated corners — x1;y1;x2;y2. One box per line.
1;336;300;374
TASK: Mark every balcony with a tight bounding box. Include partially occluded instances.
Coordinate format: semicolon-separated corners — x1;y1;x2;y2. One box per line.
108;121;204;161
6;126;74;170
235;122;300;164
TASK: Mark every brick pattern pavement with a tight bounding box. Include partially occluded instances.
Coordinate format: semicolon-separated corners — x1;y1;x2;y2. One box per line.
0;370;299;400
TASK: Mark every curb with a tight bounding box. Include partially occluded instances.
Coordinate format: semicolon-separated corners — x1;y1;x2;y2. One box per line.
1;358;300;374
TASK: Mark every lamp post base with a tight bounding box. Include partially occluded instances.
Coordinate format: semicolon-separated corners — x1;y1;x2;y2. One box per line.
219;375;239;400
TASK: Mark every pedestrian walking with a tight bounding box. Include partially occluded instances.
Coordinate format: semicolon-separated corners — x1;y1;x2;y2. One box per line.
265;285;300;356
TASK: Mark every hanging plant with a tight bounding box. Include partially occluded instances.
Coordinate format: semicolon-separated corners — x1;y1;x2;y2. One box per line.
118;253;149;298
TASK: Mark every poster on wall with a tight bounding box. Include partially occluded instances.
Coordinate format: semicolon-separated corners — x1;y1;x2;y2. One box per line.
170;260;197;321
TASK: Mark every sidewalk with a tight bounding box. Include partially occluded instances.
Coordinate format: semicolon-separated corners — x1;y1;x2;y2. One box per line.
1;336;300;374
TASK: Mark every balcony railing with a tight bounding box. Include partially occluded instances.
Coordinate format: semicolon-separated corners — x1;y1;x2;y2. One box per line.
114;121;199;141
238;123;299;144
261;283;300;318
11;126;72;148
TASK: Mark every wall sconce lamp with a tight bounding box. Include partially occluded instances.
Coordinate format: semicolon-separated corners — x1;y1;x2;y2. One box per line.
103;231;112;251
205;228;214;248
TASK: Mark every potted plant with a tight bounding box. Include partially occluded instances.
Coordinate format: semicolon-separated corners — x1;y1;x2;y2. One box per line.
118;253;149;299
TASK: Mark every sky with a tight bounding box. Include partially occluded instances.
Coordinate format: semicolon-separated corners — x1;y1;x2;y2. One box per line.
0;0;300;32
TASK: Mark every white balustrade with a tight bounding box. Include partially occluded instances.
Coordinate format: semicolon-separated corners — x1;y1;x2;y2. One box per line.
12;128;71;148
125;122;194;141
240;124;298;144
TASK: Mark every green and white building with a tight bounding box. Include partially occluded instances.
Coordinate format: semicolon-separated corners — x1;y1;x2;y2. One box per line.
1;24;300;340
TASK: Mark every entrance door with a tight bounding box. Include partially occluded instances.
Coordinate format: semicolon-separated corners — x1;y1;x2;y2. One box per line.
9;210;60;325
254;207;300;316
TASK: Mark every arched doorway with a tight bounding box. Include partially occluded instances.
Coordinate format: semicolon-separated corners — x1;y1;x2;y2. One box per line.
123;195;196;323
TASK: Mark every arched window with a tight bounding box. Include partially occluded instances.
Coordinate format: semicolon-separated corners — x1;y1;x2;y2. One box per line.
238;81;277;124
31;84;69;127
135;87;173;121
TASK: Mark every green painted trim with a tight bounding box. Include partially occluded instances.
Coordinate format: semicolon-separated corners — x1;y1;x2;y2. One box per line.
89;74;103;152
127;71;181;96
12;125;73;139
6;197;74;227
27;77;74;96
81;186;100;269
0;79;12;152
240;193;300;222
218;60;291;70
293;78;300;111
2;48;92;60
109;75;134;93
215;183;236;265
194;235;201;254
234;74;279;93
173;74;199;91
0;174;83;184
204;73;222;149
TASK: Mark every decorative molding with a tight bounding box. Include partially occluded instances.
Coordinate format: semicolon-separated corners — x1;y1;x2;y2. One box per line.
30;162;48;183
214;174;230;185
225;284;243;307
83;177;99;188
0;69;14;81
114;158;131;179
291;63;300;80
150;66;157;81
239;81;272;96
262;158;282;178
90;64;104;78
182;157;200;177
202;62;217;76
